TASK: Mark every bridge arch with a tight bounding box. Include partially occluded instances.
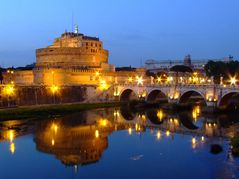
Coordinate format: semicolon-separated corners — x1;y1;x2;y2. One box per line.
146;89;168;102
120;89;138;101
218;91;239;107
179;90;206;105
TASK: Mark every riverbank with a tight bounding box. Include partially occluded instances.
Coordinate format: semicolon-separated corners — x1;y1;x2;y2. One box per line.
0;102;122;121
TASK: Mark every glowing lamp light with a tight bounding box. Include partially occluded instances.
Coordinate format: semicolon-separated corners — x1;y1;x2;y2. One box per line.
128;77;133;83
201;136;205;142
99;80;109;91
4;85;15;96
95;130;99;138
50;85;59;94
136;76;144;85
230;77;237;85
51;139;55;146
166;130;170;137
113;110;120;117
95;71;100;76
99;119;108;127
157;77;162;83
52;123;58;133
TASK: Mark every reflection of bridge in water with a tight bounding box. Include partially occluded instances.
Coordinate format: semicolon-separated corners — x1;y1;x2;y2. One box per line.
115;107;227;138
0;107;238;166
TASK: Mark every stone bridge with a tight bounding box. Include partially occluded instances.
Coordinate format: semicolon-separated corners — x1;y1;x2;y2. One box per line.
110;84;239;107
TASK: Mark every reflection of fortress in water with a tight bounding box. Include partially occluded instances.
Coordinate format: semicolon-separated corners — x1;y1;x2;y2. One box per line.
34;114;115;166
1;107;238;165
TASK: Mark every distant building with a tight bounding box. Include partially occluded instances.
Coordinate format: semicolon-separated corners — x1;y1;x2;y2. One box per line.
144;55;232;73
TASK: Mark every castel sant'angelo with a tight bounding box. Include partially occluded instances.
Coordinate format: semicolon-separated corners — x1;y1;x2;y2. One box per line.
7;26;145;86
1;26;145;106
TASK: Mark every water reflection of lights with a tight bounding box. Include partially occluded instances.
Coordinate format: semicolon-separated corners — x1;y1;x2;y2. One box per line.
10;143;15;154
192;106;200;120
156;131;161;140
8;130;15;142
166;130;170;137
192;137;196;144
8;130;15;154
192;137;197;149
128;127;132;135
201;136;205;142
157;110;164;121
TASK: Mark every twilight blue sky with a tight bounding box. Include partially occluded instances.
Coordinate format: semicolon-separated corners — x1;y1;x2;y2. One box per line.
0;0;239;67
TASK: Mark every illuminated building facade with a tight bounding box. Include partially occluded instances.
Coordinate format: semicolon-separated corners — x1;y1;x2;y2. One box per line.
3;28;146;87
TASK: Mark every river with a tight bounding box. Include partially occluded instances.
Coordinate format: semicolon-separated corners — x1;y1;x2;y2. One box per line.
0;106;238;179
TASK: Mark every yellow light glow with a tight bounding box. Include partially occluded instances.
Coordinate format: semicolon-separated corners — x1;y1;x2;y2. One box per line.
95;71;100;76
51;139;55;146
230;77;237;85
192;137;196;144
50;85;59;94
174;92;179;99
113;110;120;117
157;131;161;140
141;114;146;121
95;130;99;138
135;123;138;130
99;80;109;91
141;91;147;98
157;77;161;83
136;76;144;85
4;85;15;96
128;127;132;135
174;118;179;125
8;130;14;142
201;136;205;142
157;110;164;121
166;130;170;137
10;143;15;154
99;119;108;127
193;72;198;76
192;106;200;120
128;77;133;83
52;123;58;133
167;77;173;83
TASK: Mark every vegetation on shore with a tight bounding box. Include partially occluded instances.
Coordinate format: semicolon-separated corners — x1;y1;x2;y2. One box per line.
0;102;122;121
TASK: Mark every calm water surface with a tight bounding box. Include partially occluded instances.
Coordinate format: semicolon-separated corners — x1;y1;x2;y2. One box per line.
0;107;239;179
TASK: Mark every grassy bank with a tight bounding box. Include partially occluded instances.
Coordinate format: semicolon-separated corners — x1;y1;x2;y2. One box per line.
0;102;122;121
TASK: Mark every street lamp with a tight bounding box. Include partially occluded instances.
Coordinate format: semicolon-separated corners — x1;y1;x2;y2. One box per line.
230;77;237;86
136;76;143;85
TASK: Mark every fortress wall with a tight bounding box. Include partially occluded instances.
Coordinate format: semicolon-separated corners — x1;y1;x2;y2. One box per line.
0;85;96;107
36;48;108;67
